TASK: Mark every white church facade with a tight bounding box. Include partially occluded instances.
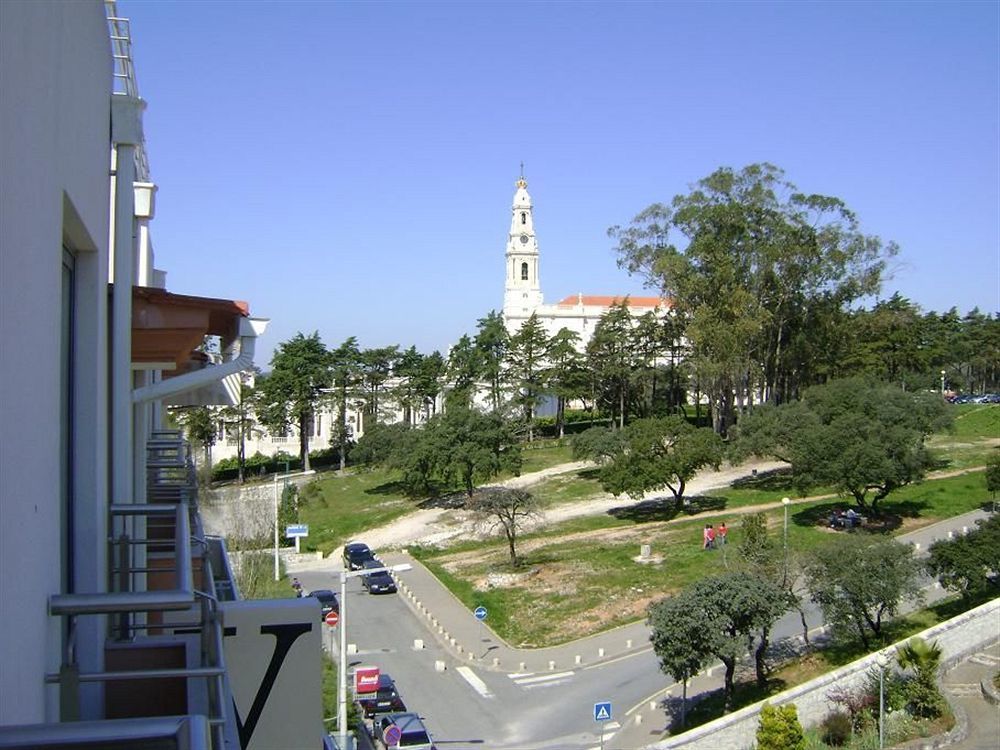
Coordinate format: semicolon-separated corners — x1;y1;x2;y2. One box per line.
210;173;672;464
501;172;670;343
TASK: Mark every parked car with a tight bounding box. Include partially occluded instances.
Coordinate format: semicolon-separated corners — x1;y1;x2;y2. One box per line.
355;674;407;718
373;712;436;750
361;559;397;595
307;589;339;621
343;541;375;570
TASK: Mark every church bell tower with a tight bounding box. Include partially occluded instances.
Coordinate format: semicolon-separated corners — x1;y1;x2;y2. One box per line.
502;168;543;330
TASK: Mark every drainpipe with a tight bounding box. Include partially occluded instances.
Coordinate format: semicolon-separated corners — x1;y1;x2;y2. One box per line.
131;317;269;405
110;95;145;509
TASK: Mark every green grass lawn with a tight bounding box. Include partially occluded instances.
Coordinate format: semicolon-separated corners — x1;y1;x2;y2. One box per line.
949;403;1000;438
297;469;415;555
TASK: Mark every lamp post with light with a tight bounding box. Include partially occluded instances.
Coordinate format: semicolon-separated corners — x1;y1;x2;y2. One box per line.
876;649;892;749
272;469;315;581
940;370;946;397
337;562;412;750
781;497;791;584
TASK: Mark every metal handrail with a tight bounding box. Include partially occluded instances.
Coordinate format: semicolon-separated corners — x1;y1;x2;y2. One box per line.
49;503;193;616
0;715;210;750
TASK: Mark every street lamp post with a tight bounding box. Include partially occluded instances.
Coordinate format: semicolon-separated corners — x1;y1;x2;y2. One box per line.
272;469;315;581
337;562;412;750
876;649;892;749
940;370;946;396
781;497;791;584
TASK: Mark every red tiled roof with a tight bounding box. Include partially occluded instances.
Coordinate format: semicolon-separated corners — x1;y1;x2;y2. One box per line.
554;294;670;308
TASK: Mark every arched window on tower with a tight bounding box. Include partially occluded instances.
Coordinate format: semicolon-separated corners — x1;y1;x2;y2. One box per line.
521;262;529;281
521;212;526;225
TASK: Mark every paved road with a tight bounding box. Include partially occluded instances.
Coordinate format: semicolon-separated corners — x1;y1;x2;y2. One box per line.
293;509;993;749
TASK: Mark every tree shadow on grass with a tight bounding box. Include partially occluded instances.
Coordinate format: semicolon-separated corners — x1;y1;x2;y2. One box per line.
731;466;796;492
415;490;470;510
606;494;728;524
364;479;413;497
791;499;930;534
578;467;603;482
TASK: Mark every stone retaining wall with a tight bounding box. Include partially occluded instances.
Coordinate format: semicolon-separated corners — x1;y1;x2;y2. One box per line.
645;598;1000;750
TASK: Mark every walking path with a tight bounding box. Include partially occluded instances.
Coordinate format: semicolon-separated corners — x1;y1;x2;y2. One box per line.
941;642;1000;750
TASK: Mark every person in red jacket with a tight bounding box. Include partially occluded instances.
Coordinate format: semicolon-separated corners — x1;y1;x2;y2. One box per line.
717;522;728;546
703;524;715;550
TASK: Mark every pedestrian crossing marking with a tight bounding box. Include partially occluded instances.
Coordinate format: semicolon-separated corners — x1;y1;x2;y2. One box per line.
508;670;575;688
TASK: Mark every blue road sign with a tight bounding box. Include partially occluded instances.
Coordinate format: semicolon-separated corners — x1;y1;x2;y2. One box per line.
594;701;612;722
473;605;488;621
285;523;308;538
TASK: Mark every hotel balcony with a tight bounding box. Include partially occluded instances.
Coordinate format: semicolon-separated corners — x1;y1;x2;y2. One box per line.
0;430;326;750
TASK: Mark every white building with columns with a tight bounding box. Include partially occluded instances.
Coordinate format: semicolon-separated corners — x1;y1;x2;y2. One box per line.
501;172;670;342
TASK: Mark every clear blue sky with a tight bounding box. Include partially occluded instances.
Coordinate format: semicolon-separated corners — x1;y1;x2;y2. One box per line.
123;0;999;367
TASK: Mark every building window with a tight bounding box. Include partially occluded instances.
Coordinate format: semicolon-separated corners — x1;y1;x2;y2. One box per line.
521;262;529;280
521;212;526;225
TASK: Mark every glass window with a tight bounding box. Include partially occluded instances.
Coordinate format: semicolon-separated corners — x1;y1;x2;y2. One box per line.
521;262;529;281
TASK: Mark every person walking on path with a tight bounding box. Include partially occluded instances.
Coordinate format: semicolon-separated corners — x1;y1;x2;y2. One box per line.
717;522;728;546
703;524;715;550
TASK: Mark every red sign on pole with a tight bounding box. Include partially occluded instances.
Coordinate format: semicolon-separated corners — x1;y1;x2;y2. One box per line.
324;610;339;627
355;665;380;694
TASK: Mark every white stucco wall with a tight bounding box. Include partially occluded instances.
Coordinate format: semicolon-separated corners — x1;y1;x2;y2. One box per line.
0;0;112;725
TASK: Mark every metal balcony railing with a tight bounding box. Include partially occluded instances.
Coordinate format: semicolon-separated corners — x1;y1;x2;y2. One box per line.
43;430;233;750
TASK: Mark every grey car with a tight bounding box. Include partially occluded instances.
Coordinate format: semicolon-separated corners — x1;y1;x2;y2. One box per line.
373;712;435;749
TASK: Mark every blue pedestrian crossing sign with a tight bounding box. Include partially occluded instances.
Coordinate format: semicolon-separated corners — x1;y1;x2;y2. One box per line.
473;606;488;621
594;701;612;722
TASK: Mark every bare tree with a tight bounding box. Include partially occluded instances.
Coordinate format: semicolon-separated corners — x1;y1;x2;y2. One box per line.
468;487;540;567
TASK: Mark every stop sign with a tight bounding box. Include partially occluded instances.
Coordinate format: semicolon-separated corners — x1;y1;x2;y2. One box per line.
325;610;339;627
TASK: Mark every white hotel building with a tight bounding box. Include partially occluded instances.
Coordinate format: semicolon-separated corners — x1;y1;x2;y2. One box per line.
0;3;327;748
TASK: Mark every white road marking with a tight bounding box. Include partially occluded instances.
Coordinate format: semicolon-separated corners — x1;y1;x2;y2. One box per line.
456;666;493;699
508;670;575;687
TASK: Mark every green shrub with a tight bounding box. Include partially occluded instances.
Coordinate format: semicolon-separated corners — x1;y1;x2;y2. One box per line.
756;703;805;750
820;710;852;746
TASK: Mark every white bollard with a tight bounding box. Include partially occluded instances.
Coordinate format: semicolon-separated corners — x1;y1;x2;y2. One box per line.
962;526;968;535
347;644;358;655
456;643;463;652
413;639;424;650
434;660;446;672
705;667;713;677
635;713;643;725
649;701;657;711
914;542;921;551
492;657;500;667
468;652;474;661
548;660;556;671
948;530;954;539
598;647;605;658
519;662;526;671
626;639;633;649
575;655;582;665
